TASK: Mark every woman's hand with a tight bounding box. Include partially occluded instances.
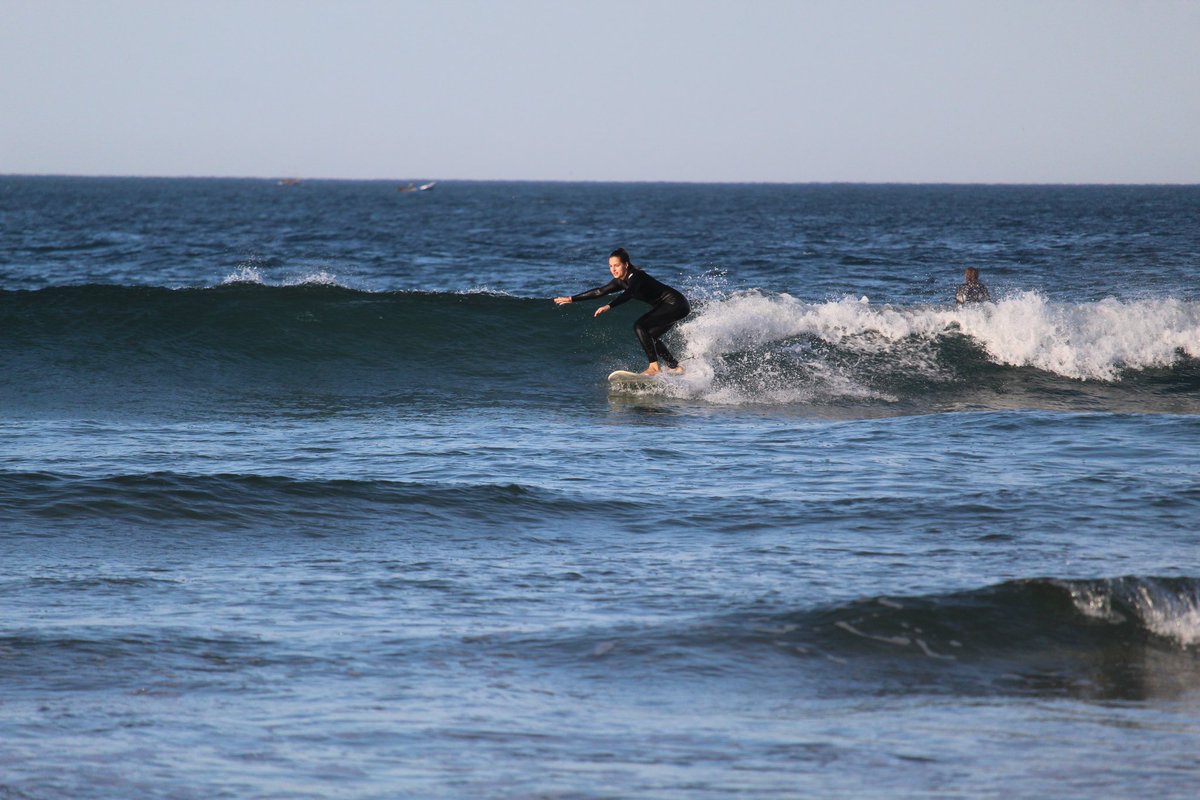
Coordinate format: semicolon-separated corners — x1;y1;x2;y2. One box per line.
593;305;610;317
553;296;572;305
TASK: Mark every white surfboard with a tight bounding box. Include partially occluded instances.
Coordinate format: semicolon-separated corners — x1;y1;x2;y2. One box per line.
608;369;655;383
607;369;673;388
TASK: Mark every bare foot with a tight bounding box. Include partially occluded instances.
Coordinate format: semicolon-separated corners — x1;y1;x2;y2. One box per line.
641;366;661;376
666;366;684;375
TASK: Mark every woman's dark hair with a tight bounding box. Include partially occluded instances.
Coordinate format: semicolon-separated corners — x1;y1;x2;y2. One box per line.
609;247;633;267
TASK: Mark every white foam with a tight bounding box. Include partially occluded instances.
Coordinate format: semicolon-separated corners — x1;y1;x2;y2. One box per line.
1065;578;1200;648
955;292;1200;381
675;290;1200;389
661;293;894;404
1129;581;1200;648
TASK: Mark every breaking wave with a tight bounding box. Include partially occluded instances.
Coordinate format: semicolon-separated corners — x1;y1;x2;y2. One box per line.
1;284;1197;415
515;576;1200;700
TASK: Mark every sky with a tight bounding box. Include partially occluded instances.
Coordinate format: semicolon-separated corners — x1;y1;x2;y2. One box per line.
2;0;1198;183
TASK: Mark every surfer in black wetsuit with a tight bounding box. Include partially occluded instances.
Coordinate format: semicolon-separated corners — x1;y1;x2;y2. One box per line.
956;267;991;304
555;248;691;375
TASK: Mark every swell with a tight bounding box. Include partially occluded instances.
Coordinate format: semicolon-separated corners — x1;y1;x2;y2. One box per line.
0;283;601;369
3;284;1199;414
0;284;626;413
0;470;626;529
5;577;1198;703
518;576;1200;700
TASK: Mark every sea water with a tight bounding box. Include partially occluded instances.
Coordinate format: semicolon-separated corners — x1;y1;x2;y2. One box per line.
1;177;1198;798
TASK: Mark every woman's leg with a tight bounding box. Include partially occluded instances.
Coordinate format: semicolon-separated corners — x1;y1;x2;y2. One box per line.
634;300;690;369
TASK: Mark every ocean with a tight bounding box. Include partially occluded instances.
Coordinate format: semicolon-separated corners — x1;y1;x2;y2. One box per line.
1;176;1198;798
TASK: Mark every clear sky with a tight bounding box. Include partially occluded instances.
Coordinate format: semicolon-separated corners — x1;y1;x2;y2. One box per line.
3;0;1198;183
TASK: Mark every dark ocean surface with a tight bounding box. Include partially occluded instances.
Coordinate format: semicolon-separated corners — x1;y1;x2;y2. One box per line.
2;176;1198;798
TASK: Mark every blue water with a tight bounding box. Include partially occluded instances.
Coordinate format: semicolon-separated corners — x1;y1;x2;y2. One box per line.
2;177;1199;798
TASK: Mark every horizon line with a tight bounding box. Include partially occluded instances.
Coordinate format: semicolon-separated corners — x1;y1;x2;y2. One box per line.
3;172;1199;188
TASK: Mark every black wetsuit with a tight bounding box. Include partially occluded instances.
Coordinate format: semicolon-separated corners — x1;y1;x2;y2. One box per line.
572;268;691;369
955;281;991;304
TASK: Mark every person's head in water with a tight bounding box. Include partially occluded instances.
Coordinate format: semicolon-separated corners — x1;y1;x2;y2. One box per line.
964;267;982;283
609;248;633;280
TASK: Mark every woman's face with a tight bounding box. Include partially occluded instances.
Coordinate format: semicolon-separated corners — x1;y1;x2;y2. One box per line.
609;256;629;280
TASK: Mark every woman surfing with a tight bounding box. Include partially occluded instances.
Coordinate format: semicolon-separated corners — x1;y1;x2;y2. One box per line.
555;248;691;376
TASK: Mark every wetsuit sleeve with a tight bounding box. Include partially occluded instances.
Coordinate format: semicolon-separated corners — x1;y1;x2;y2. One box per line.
571;279;622;303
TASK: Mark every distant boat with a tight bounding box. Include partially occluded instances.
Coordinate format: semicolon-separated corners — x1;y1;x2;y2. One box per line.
418;181;437;191
277;178;301;186
399;181;437;193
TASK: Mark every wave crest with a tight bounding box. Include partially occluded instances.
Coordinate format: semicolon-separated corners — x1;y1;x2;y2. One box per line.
625;290;1200;409
680;290;1200;383
1063;576;1200;647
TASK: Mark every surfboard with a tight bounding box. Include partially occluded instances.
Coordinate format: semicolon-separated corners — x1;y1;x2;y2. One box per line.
609;369;657;381
608;369;659;384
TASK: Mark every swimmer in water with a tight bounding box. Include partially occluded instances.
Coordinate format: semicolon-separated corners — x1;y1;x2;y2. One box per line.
956;267;991;304
555;248;691;376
